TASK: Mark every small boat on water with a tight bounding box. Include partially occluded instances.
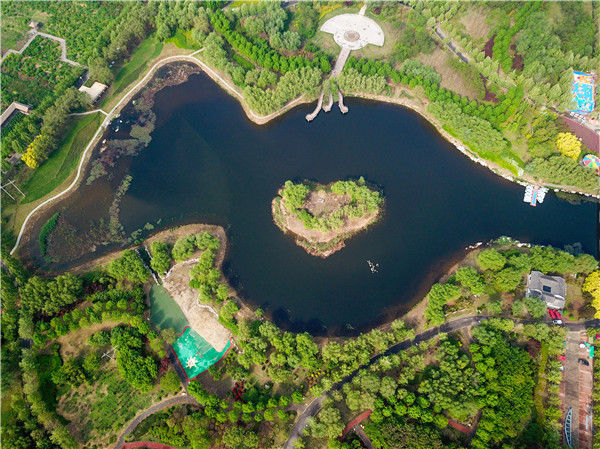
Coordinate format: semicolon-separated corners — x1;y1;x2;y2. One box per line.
523;185;548;207
367;260;379;273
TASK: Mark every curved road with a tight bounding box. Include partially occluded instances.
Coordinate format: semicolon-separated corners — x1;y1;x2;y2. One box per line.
113;395;198;449
283;316;600;449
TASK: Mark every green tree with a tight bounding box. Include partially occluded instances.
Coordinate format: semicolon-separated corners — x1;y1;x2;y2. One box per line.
108;250;150;284
524;296;547;319
492;267;522;292
160;370;181;393
477;249;507;271
455;266;486;295
222;427;259;449
172;234;197;262
150;241;171;274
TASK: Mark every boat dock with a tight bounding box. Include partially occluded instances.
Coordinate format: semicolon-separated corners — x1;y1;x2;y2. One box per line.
523;185;548;206
305;91;324;122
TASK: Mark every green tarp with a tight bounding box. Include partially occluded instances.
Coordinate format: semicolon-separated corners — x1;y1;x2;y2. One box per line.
172;327;231;379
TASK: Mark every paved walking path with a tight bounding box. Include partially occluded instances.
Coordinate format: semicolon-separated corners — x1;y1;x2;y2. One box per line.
283;317;600;449
69;109;108;117
341;410;372;437
113;395;198;449
560;330;595;449
10;48;314;256
2;29;81;66
353;425;376;449
331;47;350;76
564;331;581;446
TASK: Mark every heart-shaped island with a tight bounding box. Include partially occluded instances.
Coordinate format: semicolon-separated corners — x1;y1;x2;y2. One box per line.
272;178;384;257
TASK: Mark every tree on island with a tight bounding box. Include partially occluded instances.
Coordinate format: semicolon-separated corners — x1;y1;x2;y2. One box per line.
279;179;383;232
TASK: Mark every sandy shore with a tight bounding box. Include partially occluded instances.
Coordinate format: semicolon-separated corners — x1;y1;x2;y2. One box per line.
145;224;231;352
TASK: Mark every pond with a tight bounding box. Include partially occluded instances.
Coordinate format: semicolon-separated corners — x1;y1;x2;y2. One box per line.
32;67;598;335
148;283;189;334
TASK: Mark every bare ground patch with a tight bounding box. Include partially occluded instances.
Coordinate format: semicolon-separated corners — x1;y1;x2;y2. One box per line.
418;48;481;100
161;258;232;352
272;195;379;258
459;7;490;41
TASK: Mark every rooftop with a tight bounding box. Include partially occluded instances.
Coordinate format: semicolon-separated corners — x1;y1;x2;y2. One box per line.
527;271;566;309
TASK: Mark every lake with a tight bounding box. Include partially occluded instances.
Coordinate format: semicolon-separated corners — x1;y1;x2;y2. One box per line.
32;67;598;335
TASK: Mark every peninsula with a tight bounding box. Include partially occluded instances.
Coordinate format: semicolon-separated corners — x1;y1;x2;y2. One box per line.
272;178;383;257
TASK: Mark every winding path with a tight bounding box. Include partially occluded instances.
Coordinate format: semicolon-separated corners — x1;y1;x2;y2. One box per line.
10;48;310;255
69;109;108;117
283;316;600;449
113;395;198;449
10;49;201;255
2;29;81;66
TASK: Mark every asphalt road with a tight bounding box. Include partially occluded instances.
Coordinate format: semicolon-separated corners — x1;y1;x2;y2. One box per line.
283;316;600;449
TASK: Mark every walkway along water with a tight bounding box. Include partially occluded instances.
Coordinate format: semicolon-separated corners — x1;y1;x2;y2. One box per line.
283;316;600;449
10;47;317;256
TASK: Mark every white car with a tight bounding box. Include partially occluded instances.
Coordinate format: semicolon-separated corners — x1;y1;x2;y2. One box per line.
553;319;563;325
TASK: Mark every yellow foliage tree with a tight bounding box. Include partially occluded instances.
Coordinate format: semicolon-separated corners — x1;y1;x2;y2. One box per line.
556;132;582;160
21;133;53;169
583;270;600;318
21;147;40;169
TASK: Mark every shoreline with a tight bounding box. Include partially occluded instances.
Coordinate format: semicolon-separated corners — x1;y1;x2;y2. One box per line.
344;90;600;200
271;195;381;258
11;51;598;259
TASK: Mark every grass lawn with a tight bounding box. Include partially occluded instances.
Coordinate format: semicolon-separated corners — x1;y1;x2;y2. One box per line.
100;35;163;109
0;8;50;53
166;29;198;50
20;112;103;204
228;0;261;8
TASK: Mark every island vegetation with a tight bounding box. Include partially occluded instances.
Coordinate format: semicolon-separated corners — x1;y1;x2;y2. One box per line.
272;178;383;257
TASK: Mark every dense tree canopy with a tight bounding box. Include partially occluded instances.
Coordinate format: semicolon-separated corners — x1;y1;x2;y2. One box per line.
108;250;150;284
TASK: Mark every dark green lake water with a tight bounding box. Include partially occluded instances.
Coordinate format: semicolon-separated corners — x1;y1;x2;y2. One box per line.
35;69;598;334
148;284;189;334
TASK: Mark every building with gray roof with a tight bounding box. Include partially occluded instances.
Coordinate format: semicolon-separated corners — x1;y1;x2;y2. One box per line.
526;271;566;309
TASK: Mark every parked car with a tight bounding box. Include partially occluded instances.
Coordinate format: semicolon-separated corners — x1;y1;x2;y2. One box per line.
553;319;563;325
578;358;590;366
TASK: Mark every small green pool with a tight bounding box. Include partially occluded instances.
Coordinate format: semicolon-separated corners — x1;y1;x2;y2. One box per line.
173;327;231;379
149;284;189;334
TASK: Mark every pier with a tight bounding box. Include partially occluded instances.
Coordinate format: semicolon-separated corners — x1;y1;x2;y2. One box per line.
323;91;334;112
305;91;324;122
338;90;348;114
523;185;548;207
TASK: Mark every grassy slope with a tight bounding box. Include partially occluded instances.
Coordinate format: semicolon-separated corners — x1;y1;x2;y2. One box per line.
21;112;103;204
100;35;163;109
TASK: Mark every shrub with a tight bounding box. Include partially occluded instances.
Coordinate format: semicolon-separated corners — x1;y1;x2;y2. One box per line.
172;234;197;262
150;241;171;274
477;249;506;271
108;250;150;284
